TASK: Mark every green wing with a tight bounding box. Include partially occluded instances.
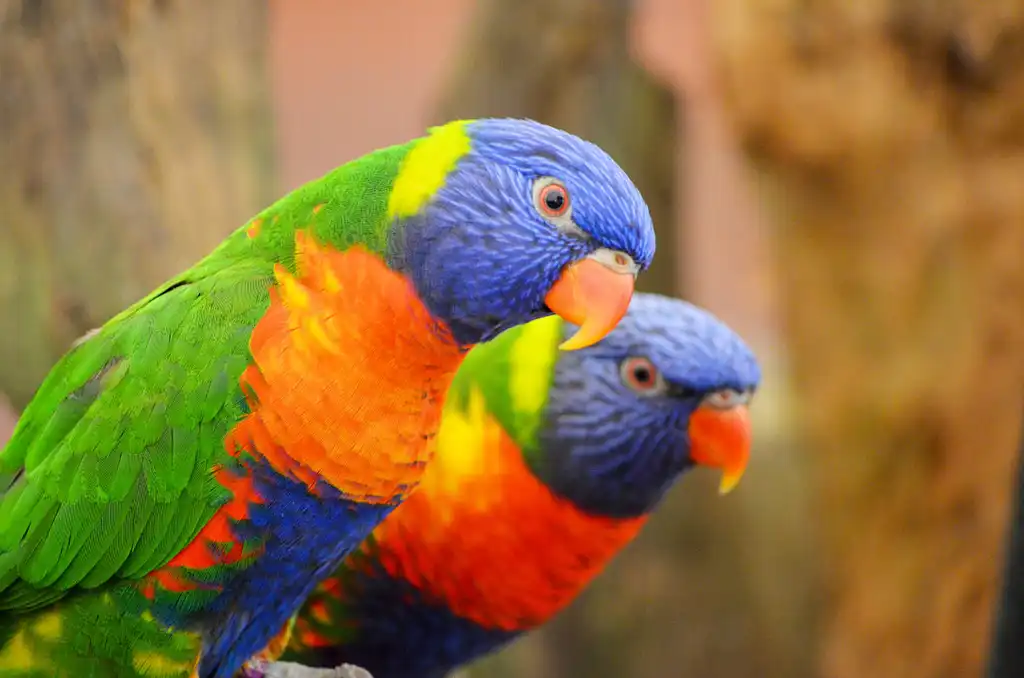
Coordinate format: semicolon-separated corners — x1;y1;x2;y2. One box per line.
0;135;415;615
0;260;273;612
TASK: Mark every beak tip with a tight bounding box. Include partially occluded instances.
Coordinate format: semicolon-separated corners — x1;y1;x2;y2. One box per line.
557;334;599;352
718;472;743;496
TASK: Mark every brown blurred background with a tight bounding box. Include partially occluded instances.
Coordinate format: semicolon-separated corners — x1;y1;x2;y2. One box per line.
2;1;1023;677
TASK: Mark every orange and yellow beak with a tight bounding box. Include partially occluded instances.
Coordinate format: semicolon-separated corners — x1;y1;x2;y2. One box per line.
544;249;638;351
688;403;752;495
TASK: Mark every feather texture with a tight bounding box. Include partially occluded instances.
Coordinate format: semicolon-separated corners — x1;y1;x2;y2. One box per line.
280;294;762;678
0;119;658;678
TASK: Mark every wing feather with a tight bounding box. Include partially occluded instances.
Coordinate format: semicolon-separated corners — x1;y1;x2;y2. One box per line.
0;263;273;612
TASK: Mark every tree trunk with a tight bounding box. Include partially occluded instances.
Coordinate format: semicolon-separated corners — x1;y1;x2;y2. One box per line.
713;2;1024;677
0;0;275;408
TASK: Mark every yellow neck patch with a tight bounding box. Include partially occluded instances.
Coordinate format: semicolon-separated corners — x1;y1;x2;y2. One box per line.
426;316;561;503
387;120;475;219
507;315;562;440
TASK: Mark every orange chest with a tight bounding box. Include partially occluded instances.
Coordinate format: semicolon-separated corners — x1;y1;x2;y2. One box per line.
371;427;648;629
230;240;466;504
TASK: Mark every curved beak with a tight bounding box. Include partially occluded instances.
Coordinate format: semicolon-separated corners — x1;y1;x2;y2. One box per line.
544;249;637;351
688;404;752;495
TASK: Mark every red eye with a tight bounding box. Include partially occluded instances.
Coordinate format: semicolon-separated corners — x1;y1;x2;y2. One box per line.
620;357;664;394
537;182;570;217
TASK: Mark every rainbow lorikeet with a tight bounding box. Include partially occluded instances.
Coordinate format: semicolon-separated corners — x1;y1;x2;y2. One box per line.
0;118;655;678
266;292;761;678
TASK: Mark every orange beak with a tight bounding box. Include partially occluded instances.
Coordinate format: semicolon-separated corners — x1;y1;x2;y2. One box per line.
544;254;636;351
688;403;752;495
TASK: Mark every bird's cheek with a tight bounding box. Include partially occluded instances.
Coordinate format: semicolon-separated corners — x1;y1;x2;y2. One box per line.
688;404;752;495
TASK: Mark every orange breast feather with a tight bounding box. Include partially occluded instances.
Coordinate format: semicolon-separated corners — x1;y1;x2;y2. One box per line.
228;231;466;503
147;230;465;587
370;390;648;631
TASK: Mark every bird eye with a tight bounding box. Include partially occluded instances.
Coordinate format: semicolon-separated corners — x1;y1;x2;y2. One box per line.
703;388;752;410
619;357;666;395
532;177;572;221
541;185;567;215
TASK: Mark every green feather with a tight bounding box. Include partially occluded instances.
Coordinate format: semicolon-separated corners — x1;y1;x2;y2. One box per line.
445;314;563;455
0;135;435;675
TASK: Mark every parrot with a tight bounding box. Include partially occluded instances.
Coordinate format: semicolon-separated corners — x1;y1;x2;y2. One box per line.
268;292;761;678
0;118;656;678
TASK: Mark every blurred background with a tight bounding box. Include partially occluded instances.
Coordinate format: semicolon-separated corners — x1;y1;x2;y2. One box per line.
2;1;1023;677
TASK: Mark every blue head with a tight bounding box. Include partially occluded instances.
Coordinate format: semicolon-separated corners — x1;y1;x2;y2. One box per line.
388;118;656;348
530;293;762;518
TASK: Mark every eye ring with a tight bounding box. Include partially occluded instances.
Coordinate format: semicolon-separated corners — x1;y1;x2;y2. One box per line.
532;177;573;222
619;356;666;395
539;184;569;217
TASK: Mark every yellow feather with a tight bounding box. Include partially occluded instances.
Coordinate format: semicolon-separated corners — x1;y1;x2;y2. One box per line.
0;631;36;671
388;120;474;219
426;387;502;516
0;613;63;671
132;650;196;677
31;611;61;640
275;265;310;311
508;315;562;431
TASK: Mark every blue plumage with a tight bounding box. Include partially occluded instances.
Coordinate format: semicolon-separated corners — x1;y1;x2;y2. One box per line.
392;119;656;346
295;559;514;678
196;463;394;678
533;293;761;517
